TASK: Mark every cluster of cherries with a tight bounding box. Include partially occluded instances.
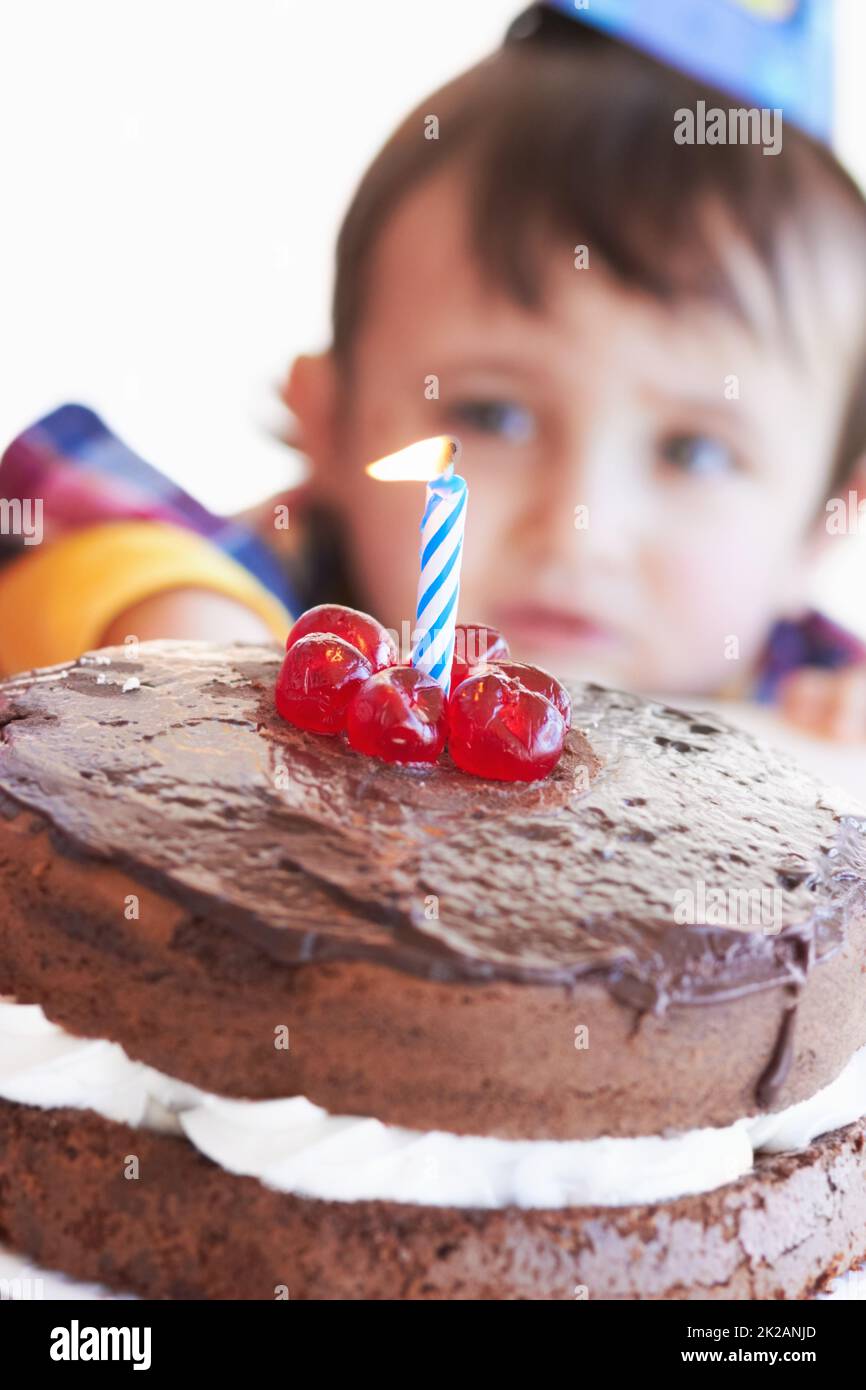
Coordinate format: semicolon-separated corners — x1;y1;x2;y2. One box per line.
274;604;571;782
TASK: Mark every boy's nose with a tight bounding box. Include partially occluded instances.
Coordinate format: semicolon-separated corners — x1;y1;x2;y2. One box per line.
512;443;641;576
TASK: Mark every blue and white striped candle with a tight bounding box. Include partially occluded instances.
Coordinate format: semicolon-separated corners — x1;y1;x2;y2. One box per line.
410;449;467;693
365;437;467;694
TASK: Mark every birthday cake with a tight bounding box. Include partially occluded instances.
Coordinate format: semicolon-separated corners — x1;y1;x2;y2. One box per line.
1;636;866;1300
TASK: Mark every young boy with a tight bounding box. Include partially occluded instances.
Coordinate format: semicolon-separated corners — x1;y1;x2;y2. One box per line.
2;6;866;736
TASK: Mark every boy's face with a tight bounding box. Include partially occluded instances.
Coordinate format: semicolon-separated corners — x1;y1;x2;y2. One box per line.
306;171;861;694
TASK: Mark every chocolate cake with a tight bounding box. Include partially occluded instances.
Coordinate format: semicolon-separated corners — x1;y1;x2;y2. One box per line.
1;639;865;1300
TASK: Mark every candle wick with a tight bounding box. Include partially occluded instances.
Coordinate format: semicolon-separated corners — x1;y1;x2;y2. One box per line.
439;437;461;479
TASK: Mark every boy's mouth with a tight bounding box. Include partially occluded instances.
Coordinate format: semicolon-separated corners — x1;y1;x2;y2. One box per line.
491;603;620;658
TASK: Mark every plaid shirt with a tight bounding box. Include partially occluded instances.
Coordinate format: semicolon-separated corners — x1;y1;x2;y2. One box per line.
0;403;299;615
1;403;863;698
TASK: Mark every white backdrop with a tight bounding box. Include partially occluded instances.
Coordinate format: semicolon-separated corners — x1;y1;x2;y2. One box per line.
1;0;864;632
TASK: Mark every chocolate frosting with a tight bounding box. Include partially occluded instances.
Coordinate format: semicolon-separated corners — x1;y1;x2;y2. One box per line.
1;643;864;1047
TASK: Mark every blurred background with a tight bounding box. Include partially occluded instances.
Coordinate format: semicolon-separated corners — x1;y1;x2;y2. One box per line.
1;0;865;634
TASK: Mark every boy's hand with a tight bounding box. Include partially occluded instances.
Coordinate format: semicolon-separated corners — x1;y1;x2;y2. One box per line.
778;667;866;741
98;589;276;649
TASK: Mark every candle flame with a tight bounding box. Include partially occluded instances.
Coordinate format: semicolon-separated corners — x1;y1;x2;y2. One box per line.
365;436;460;482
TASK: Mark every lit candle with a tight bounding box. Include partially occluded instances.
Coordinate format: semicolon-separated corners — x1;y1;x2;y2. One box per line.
366;437;466;693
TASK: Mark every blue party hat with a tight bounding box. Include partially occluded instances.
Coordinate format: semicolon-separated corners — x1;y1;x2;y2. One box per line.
540;0;833;143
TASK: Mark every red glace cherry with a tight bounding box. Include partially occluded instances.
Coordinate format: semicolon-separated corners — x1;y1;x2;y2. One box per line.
490;661;572;730
449;623;510;690
448;669;566;781
276;634;372;735
346;666;447;764
286;604;397;673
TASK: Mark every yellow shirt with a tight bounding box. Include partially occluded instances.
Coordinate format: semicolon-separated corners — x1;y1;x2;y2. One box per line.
0;520;291;677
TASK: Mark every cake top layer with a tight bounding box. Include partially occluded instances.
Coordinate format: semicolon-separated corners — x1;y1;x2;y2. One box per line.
1;641;864;1007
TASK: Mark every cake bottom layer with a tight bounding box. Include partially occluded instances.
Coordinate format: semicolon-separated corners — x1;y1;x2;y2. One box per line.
1;1098;865;1300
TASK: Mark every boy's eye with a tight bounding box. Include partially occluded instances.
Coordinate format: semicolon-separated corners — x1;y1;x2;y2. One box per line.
660;433;738;477
448;399;536;444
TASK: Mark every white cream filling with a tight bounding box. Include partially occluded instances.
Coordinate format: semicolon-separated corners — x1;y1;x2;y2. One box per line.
1;997;864;1209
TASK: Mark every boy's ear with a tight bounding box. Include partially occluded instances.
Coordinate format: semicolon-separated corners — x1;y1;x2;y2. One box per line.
803;453;866;579
811;454;866;550
280;352;340;471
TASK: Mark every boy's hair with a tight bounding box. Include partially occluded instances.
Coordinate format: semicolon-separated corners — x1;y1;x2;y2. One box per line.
332;26;866;495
